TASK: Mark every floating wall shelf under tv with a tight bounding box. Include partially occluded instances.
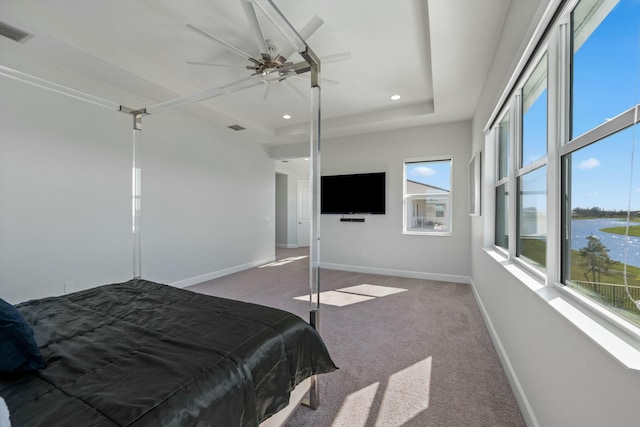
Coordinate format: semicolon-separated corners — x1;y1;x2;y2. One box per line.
320;172;386;215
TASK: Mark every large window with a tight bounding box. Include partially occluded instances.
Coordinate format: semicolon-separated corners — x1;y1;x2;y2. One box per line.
563;126;640;326
403;158;452;235
489;0;640;329
563;0;640;327
517;54;548;271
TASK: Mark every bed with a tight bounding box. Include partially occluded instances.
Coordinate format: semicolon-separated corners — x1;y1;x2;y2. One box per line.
0;279;336;426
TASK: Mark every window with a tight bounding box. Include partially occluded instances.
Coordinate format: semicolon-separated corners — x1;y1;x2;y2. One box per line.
495;114;510;250
562;0;640;327
518;165;547;270
403;158;452;235
570;0;638;139
488;0;640;330
517;54;548;271
563;125;640;327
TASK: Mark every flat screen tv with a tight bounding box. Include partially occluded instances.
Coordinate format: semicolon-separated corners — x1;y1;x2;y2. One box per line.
321;172;386;214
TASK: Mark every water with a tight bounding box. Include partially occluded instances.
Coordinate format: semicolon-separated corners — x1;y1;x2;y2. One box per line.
571;219;640;267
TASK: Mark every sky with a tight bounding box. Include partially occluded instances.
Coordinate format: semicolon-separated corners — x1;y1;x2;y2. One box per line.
406;161;451;191
570;0;640;211
409;1;640;210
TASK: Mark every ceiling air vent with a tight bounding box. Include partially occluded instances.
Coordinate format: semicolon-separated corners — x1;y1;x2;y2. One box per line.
228;124;246;131
0;21;33;43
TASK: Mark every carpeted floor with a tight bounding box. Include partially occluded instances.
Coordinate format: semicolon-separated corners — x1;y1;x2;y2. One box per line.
188;248;525;427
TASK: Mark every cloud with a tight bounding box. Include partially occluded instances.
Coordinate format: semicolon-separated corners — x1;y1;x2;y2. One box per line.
411;166;437;177
576;158;600;170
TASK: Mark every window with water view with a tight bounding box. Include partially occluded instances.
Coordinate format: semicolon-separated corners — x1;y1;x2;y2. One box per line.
563;0;640;327
492;0;640;329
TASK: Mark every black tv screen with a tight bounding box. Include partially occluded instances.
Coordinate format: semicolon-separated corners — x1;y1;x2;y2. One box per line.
321;172;386;214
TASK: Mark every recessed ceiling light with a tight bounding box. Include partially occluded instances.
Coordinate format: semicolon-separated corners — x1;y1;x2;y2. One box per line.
283;114;291;119
390;94;401;101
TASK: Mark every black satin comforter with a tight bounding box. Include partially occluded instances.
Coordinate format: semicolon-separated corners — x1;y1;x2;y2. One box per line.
0;279;336;426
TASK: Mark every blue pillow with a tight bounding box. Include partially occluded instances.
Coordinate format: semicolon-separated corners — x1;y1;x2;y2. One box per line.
0;298;45;374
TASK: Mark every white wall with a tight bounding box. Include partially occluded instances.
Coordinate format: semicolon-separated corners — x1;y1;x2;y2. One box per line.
0;76;132;303
0;39;275;303
141;112;275;286
320;122;471;282
470;1;640;426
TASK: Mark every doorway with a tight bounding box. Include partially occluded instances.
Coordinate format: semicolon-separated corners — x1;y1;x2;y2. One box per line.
297;180;311;247
274;158;311;248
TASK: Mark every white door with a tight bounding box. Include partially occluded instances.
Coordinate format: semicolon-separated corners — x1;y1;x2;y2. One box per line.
297;181;311;247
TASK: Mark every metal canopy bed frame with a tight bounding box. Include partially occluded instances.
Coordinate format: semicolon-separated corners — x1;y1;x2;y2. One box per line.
0;1;327;425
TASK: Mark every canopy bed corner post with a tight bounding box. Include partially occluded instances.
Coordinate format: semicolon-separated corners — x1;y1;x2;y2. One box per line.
302;45;322;411
252;0;325;410
120;106;148;280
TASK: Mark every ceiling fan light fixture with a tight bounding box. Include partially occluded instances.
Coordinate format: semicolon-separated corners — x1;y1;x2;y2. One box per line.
390;94;401;101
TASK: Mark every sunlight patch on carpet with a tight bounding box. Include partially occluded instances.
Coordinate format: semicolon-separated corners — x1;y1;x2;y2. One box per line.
330;357;432;426
258;256;308;268
332;382;379;427
293;291;374;307
294;285;407;307
376;356;432;426
337;284;407;297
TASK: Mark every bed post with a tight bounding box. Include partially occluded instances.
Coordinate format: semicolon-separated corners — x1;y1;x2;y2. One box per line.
302;46;321;411
120;106;147;279
252;0;324;410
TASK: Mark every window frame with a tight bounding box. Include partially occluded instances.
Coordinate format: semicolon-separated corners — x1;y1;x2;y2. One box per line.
494;108;512;254
402;156;453;236
515;51;549;272
484;0;640;346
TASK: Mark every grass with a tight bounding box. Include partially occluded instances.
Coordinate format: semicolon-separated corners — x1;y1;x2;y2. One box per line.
600;225;640;237
569;246;640;327
518;237;640;285
569;253;640;286
519;238;545;268
518;237;640;327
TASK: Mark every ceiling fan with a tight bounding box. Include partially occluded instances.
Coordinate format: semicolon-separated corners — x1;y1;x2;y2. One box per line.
186;0;348;100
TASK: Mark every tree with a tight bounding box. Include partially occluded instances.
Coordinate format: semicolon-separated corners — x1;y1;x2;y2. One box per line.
579;234;613;286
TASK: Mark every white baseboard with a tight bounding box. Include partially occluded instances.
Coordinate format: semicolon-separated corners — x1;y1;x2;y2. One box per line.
320;262;471;284
468;278;539;427
170;256;276;289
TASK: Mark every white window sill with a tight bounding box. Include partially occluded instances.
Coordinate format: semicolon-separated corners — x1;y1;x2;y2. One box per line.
403;230;452;237
483;248;640;371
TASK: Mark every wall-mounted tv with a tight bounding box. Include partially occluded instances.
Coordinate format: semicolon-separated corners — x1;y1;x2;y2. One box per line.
321;172;386;214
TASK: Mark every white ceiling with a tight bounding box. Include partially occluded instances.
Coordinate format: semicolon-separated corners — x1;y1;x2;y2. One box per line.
0;0;511;146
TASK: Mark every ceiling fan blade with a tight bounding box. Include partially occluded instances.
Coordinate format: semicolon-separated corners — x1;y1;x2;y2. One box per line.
186;61;248;68
277;15;324;60
320;52;351;64
186;24;259;65
280;78;305;100
240;0;270;59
